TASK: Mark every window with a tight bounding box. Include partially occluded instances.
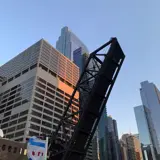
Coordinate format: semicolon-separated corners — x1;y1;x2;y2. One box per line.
8;95;15;101
11;114;18;120
15;131;24;137
31;117;41;124
30;63;37;70
13;147;17;153
3;117;10;123
9;120;17;125
57;88;64;94
55;108;63;114
22;99;28;104
20;110;28;116
11;85;18;91
44;103;53;110
35;92;44;100
4;111;11;117
32;104;43;112
18;116;27;123
1;123;8;128
44;109;53;115
29;131;39;136
42;121;52;128
43;114;52;121
2;145;6;151
32;110;42;117
47;82;55;89
36;82;45;89
14;102;21;108
30;123;40;131
54;113;62;119
2;81;7;86
39;64;48;72
46;87;55;94
22;68;29;74
34;98;43;106
46;92;55;99
14;97;22;103
56;97;63;103
49;70;56;77
46;98;54;104
41;127;51;134
6;134;14;139
8;126;16;132
56;92;63;98
15;73;21;78
38;77;46;84
35;87;45;94
8;77;13;82
7;100;14;106
55;102;63;108
17;123;26;130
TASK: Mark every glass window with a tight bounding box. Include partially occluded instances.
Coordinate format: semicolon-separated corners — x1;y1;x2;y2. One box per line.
18;116;27;123
9;120;17;125
44;103;53;110
46;92;55;99
44;109;53;115
32;110;42;117
15;131;24;137
30;123;40;131
31;117;41;124
32;104;43;112
43;114;52;121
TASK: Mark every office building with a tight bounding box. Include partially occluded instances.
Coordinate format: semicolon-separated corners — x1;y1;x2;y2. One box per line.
107;116;121;160
119;139;128;160
134;105;158;160
97;108;108;160
140;81;160;153
56;26;89;61
0;39;79;142
121;134;143;160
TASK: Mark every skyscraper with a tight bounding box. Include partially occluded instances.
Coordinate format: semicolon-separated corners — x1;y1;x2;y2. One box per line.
121;134;143;160
0;39;79;142
107;116;121;160
140;81;160;153
134;105;157;160
56;26;89;61
98;108;108;160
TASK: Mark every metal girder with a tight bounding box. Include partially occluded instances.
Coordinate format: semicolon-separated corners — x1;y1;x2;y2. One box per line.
48;37;125;160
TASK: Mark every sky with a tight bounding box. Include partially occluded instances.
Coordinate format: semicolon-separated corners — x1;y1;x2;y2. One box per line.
0;0;160;137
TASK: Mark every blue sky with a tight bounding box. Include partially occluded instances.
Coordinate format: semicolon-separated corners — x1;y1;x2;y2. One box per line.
0;0;160;136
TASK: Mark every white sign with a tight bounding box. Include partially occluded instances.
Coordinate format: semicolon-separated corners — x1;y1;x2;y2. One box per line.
27;137;48;160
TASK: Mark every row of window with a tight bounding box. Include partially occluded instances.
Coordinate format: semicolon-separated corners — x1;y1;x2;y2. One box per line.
0;145;20;153
1;63;37;86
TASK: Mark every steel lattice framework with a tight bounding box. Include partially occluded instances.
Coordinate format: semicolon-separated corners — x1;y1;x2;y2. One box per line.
48;37;125;160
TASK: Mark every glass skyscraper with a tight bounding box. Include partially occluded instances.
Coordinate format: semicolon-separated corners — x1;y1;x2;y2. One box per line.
134;80;160;160
56;26;89;61
134;105;157;160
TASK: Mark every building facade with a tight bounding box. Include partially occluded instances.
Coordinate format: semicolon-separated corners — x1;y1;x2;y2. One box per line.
134;105;157;160
119;139;128;160
56;26;89;61
140;81;160;154
121;134;143;160
107;116;121;160
0;39;79;143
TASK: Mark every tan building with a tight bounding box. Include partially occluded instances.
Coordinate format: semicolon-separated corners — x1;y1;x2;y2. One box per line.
0;137;26;160
121;134;143;160
119;139;128;160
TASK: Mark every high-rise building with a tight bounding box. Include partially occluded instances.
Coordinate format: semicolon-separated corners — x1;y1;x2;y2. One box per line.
119;139;128;160
107;116;121;160
0;39;79;143
140;81;160;153
134;105;157;160
97;108;108;160
56;26;89;61
121;134;143;160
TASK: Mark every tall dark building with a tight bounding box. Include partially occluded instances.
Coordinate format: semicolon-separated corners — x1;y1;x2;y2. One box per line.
107;116;121;160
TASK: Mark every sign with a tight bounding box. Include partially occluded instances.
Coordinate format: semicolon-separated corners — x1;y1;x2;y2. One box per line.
27;136;48;160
